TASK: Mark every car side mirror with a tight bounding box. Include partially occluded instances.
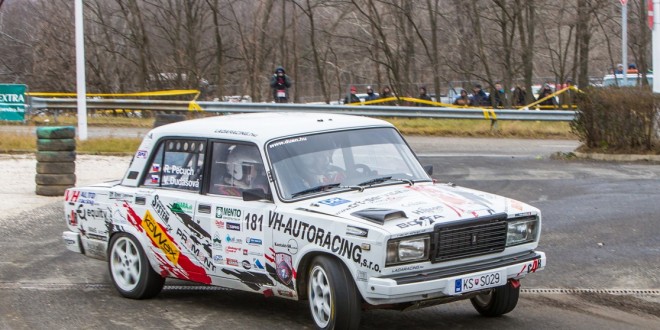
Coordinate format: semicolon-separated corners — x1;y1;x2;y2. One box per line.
423;165;433;176
242;188;272;202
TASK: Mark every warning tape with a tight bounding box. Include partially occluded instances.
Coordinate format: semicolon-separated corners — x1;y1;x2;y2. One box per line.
27;89;203;112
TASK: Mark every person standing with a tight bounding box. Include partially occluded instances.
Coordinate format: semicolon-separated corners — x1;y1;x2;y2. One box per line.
511;84;527;107
270;67;292;103
537;83;558;108
416;86;432;106
365;86;378;101
489;82;507;108
453;89;470;106
469;84;489;106
380;86;395;105
344;86;361;104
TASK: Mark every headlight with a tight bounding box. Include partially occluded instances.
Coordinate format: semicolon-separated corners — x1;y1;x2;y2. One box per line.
386;236;429;266
506;217;539;246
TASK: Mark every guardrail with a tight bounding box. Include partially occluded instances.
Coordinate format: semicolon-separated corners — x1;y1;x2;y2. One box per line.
29;97;578;122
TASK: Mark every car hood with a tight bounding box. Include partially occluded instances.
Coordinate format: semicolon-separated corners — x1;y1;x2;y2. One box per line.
300;182;537;237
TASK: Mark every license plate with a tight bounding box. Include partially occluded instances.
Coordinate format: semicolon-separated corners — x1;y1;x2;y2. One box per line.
454;269;505;294
277;91;286;97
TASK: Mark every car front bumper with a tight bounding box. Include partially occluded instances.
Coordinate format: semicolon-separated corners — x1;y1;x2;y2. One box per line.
363;251;546;305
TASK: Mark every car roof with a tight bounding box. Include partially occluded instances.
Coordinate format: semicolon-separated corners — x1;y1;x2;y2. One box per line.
148;112;394;144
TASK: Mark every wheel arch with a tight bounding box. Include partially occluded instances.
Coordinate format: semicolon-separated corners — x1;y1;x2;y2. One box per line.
295;251;363;302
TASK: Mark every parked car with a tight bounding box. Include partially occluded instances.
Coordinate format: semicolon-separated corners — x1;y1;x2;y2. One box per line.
601;73;653;87
62;112;546;329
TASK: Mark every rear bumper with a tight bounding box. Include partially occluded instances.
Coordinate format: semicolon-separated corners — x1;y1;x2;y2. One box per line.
62;231;82;254
363;251;545;305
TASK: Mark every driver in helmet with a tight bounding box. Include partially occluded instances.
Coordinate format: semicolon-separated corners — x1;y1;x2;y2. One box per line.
300;150;344;187
223;145;269;195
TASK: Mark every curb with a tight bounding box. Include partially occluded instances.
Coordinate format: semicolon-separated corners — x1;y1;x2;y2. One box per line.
573;152;660;162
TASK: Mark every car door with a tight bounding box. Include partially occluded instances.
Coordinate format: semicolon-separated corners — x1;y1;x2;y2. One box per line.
195;140;276;292
137;138;213;283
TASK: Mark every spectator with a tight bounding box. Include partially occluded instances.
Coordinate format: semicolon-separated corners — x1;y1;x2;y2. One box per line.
489;82;507;108
416;86;432;106
614;63;624;74
380;86;395;105
536;83;558;107
344;86;361;104
453;89;470;106
560;79;575;109
469;84;489;106
511;84;527;107
270;67;292;103
365;86;378;101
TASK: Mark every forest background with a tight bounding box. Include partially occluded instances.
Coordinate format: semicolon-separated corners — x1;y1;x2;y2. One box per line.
0;0;653;104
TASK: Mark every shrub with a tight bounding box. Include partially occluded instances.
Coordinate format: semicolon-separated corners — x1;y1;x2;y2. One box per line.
571;87;659;153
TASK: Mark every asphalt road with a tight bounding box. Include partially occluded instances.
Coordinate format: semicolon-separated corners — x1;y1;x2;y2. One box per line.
1;136;659;329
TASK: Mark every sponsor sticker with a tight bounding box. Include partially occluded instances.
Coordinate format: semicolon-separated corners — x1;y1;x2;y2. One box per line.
216;206;242;220
136;150;148;158
318;197;351;206
275;253;294;285
226;222;241;231
247;237;262;246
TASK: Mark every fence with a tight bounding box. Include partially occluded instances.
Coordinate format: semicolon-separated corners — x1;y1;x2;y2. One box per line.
29;97;577;122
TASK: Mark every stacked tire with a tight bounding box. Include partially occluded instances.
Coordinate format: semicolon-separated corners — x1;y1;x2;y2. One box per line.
35;126;76;196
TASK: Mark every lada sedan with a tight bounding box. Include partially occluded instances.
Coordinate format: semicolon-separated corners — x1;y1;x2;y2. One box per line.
62;112;545;329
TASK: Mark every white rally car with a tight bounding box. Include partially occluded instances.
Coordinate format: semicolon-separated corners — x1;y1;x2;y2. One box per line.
63;112;545;329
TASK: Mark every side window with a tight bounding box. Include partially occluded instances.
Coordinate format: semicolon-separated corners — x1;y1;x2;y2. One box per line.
142;139;206;192
208;142;269;197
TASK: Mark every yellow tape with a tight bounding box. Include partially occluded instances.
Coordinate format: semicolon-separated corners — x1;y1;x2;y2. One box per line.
482;108;497;120
26;89;200;97
518;85;582;110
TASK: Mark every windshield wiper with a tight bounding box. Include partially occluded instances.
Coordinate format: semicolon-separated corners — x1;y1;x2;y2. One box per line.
291;183;341;198
357;176;414;187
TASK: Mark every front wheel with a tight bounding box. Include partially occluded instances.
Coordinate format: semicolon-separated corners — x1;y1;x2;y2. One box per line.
307;256;361;330
470;281;520;317
108;233;165;299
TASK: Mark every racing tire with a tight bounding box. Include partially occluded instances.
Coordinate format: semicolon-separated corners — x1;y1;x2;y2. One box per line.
37;138;76;151
35;151;76;162
470;281;520;317
35;184;70;196
36;162;75;174
36;126;76;139
108;233;165;299
307;255;361;330
35;173;76;186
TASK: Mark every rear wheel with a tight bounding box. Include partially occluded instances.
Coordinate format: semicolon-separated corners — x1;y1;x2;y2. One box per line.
470;281;520;316
307;255;361;330
108;233;165;299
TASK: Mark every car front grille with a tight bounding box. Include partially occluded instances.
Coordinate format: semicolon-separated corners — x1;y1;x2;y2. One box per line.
432;213;508;262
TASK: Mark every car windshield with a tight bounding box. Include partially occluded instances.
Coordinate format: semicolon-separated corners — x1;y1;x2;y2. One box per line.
267;127;431;200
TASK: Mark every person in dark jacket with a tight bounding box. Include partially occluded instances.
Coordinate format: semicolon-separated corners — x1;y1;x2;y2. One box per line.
416;86;432;106
365;86;378;101
512;84;527;107
489;82;507;108
270;67;292;103
453;89;470;106
344;86;361;104
469;84;489;106
380;86;396;105
537;83;558;107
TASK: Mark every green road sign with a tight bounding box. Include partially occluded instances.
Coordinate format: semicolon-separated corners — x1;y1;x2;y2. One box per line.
0;84;27;121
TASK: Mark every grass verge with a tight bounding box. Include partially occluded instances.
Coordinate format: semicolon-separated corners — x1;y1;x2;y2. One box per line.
0;132;141;155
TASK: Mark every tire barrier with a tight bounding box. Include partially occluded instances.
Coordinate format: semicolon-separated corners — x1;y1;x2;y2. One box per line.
35;126;76;196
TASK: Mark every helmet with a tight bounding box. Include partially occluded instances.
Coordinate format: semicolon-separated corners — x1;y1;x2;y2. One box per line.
226;145;262;182
275;66;285;74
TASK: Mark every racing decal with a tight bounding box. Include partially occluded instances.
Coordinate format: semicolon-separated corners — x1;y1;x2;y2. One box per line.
317;197;351;206
162;165;200;189
267;212;381;272
226;222;241;231
66;190;96;205
275;252;294;286
136;150;148;158
215;206;242;221
142;210;180;265
220;268;274;291
175;227;215;272
268;211;361;263
151;195;170;224
168;202;210;239
265;248;295;289
516;258;543;277
274;238;298;254
170;202;193;215
396;214;443;229
406;186;493;217
124;203;211;284
214;129;257;137
335;189;409;214
243;213;263;231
